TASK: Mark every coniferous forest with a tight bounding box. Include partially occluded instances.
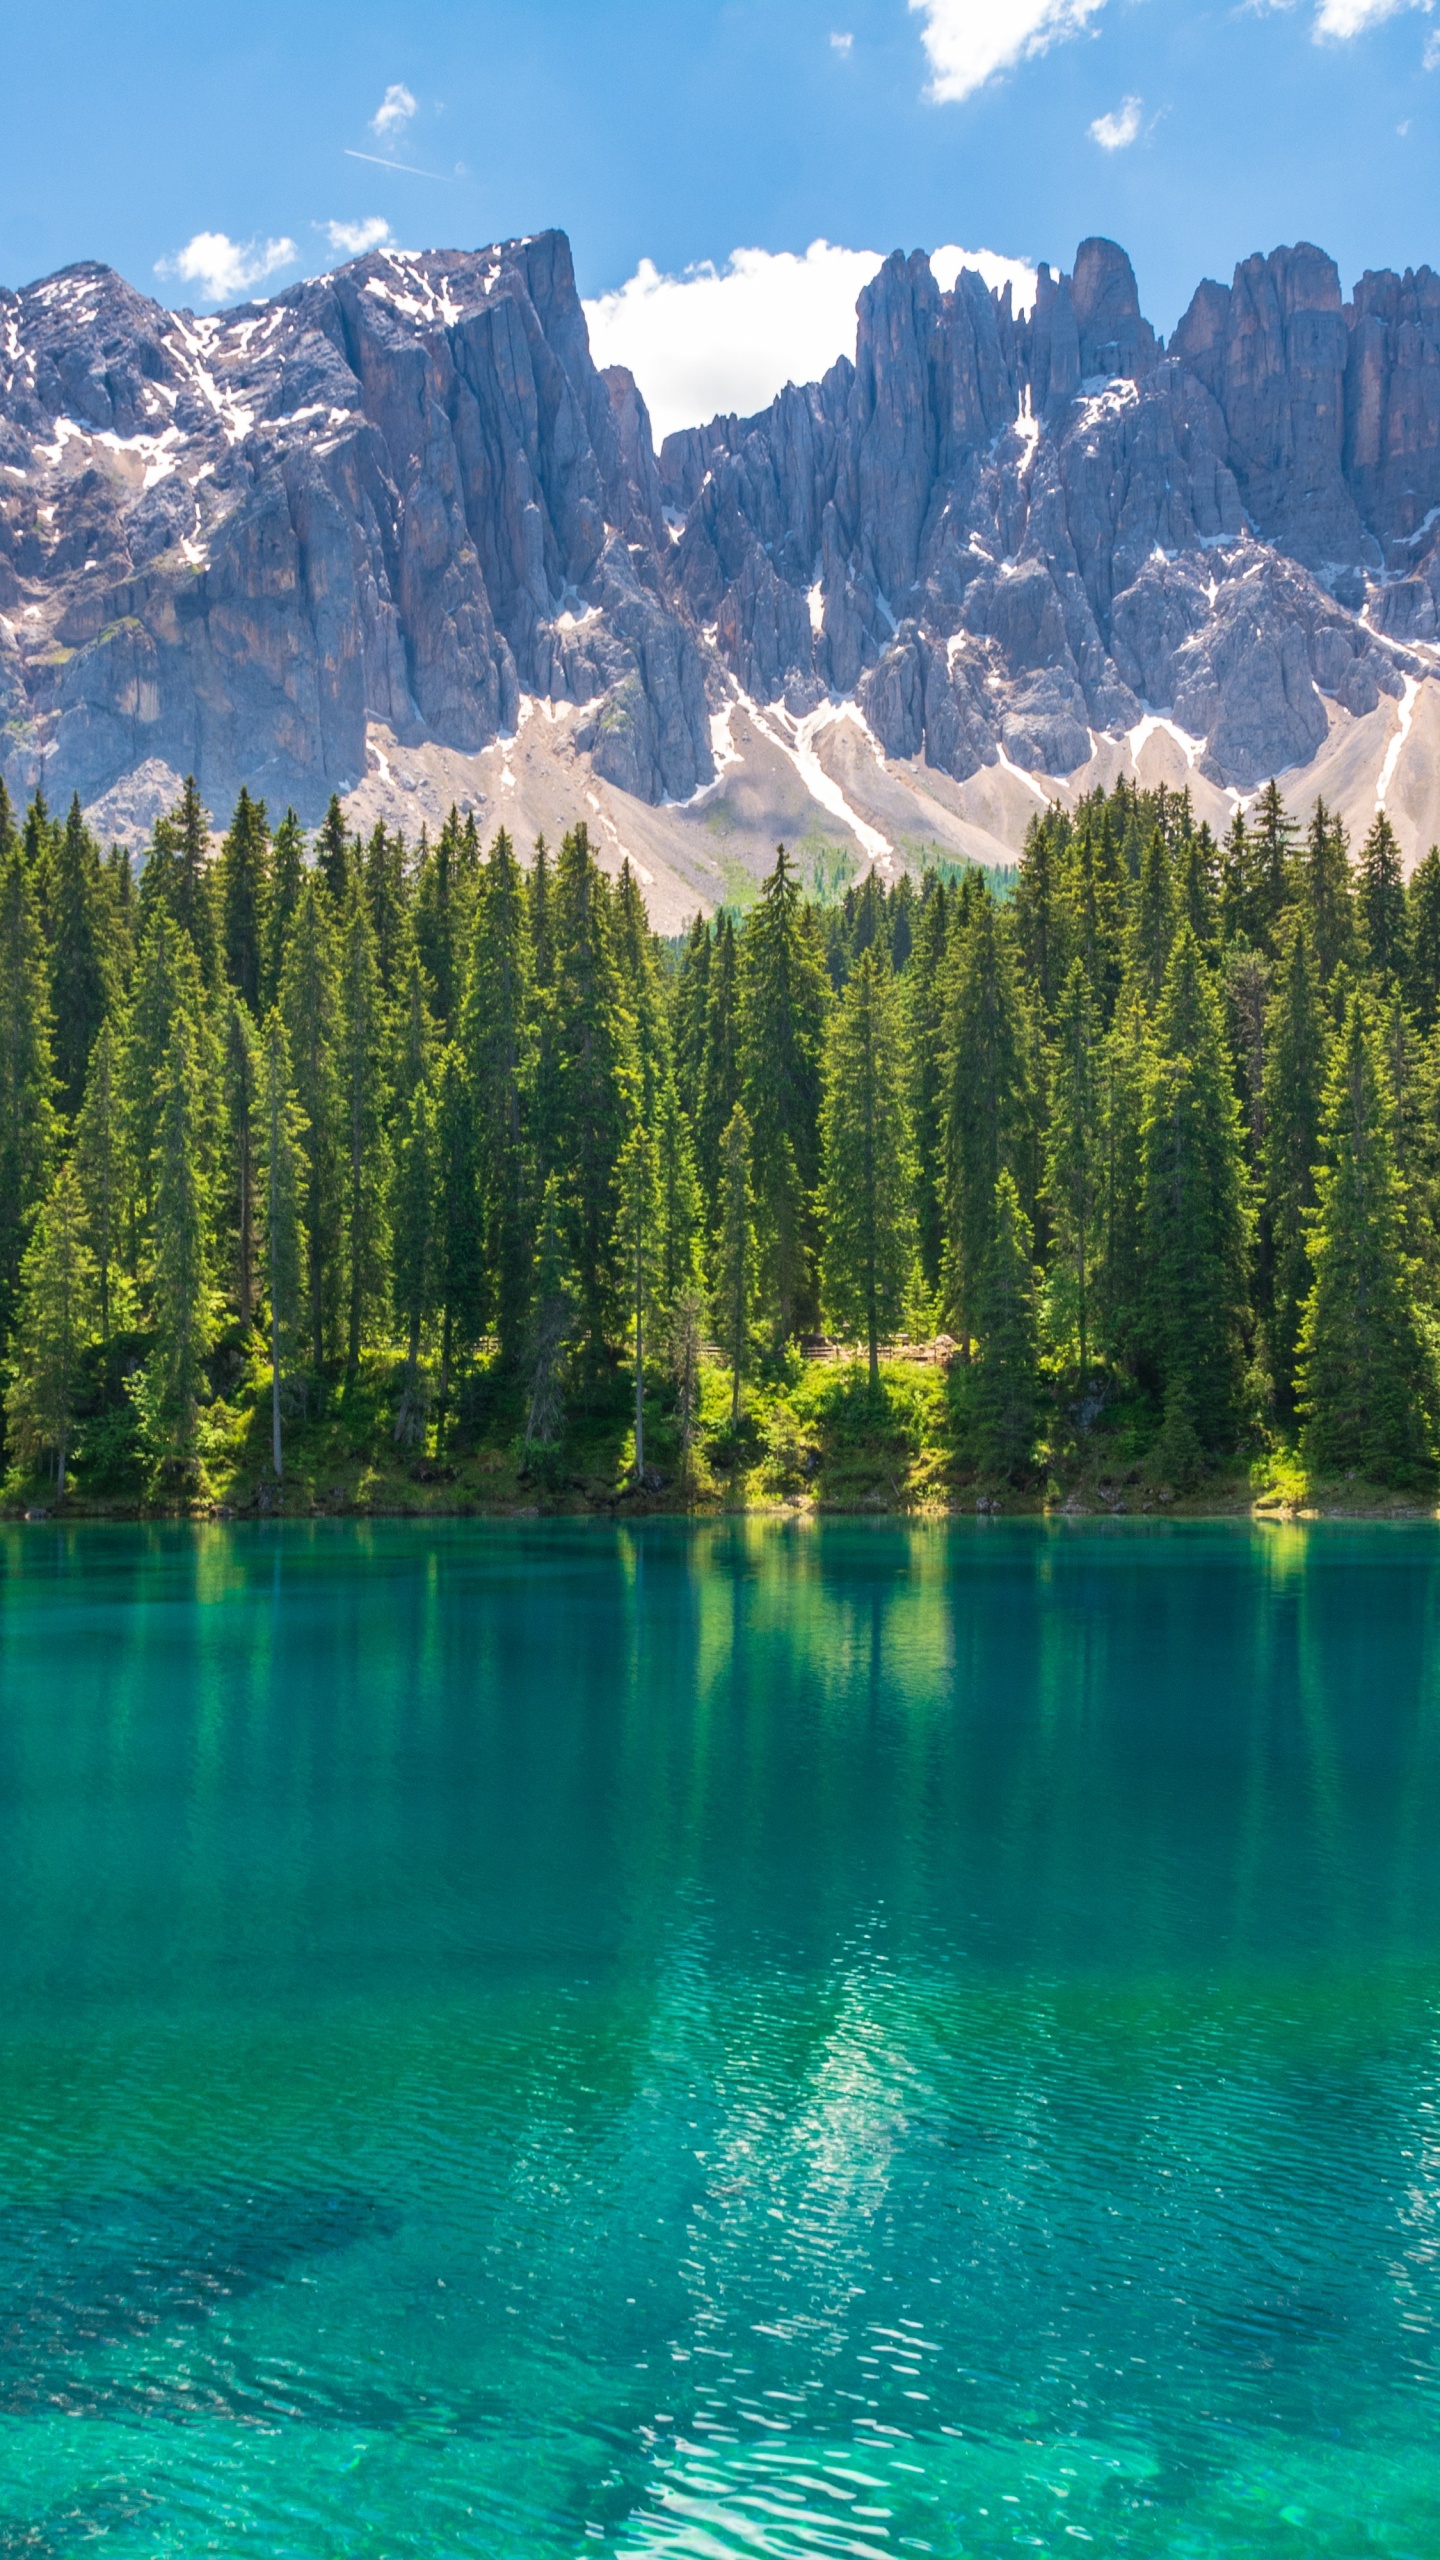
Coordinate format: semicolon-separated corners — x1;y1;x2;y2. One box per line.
2;764;1439;1514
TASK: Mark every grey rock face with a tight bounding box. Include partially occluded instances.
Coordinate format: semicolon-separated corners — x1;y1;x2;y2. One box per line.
1;226;1435;826
0;238;712;818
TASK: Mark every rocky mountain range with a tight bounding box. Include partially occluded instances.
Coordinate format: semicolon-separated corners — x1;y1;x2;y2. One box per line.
4;226;1440;924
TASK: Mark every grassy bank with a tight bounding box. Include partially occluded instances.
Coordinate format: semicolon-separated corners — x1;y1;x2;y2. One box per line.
4;1340;1432;1525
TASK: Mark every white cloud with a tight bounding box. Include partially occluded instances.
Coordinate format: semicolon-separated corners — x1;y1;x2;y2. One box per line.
1424;19;1440;56
371;81;417;138
1089;93;1143;147
830;29;854;51
155;231;298;305
909;0;1106;102
1312;0;1428;33
584;240;1036;445
322;216;392;258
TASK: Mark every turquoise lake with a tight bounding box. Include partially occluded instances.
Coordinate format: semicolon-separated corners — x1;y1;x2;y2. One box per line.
2;1518;1438;2555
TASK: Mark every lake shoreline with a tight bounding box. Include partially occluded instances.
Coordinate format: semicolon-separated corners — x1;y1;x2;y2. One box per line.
8;1487;1437;1526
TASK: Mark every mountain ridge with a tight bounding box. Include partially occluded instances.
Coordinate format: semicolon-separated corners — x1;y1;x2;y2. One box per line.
4;226;1440;918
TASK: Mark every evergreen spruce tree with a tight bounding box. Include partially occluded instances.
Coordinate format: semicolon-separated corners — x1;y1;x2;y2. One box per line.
99;842;136;986
1014;810;1072;1019
1140;922;1251;1446
391;1079;436;1443
524;1172;575;1454
264;810;305;1006
1299;800;1358;987
1222;945;1270;1172
4;1161;98;1498
1299;990;1436;1484
278;878;344;1370
1123;824;1176;1006
139;1012;218;1486
668;1287;704;1488
221;995;262;1328
695;910;741;1220
1178;825;1220;955
943;886;1034;1349
529;835;554;991
460;829;535;1369
432;1044;484;1428
336;887;391;1378
673;913;711;1127
818;948;918;1388
218;788;271;1013
1064;805;1125;1015
0;846;59;1341
122;909;209;1246
49;796;115;1114
1406;844;1440;1032
315;796;353;903
1359;808;1407;989
1043;958;1102;1376
414;810;472;1030
617;1119;662;1477
1261;913;1327;1415
712;1102;758;1424
654;1073;703;1314
972;1169;1041;1481
613;859;670;1113
362;822;411;995
541;827;638;1358
73;1017;131;1340
170;776;220;984
907;878;950;1301
1249;780;1300;948
256;1013;306;1482
737;846;830;1341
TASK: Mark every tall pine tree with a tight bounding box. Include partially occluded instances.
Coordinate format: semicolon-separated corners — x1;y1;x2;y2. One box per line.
1299;990;1436;1484
819;948;918;1387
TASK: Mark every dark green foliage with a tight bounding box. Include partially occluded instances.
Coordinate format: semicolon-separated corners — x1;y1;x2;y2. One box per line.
972;1169;1040;1480
461;828;534;1370
695;911;741;1221
1261;915;1326;1414
257;1013;307;1479
278;879;343;1371
315;796;353;903
1359;810;1407;988
819;949;918;1387
5;761;1440;1507
5;1160;98;1496
1044;960;1102;1375
218;789;271;1013
943;886;1033;1346
1299;992;1436;1485
336;889;391;1377
49;798;115;1115
738;847;829;1340
712;1102;758;1424
265;811;305;1005
1300;800;1359;989
907;878;950;1300
0;847;59;1336
540;827;638;1358
138;1012;217;1482
1406;845;1440;1032
1140;924;1251;1447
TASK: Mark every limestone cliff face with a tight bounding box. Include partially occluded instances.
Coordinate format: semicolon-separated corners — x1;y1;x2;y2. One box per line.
0;236;711;816
1;227;1438;827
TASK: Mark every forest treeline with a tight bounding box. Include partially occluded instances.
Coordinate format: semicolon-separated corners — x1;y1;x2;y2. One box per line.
1;763;1439;1503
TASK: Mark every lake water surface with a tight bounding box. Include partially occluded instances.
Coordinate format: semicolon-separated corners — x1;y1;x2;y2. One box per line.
2;1518;1438;2555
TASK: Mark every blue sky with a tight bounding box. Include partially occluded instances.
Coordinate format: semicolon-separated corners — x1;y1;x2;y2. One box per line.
5;0;1440;434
